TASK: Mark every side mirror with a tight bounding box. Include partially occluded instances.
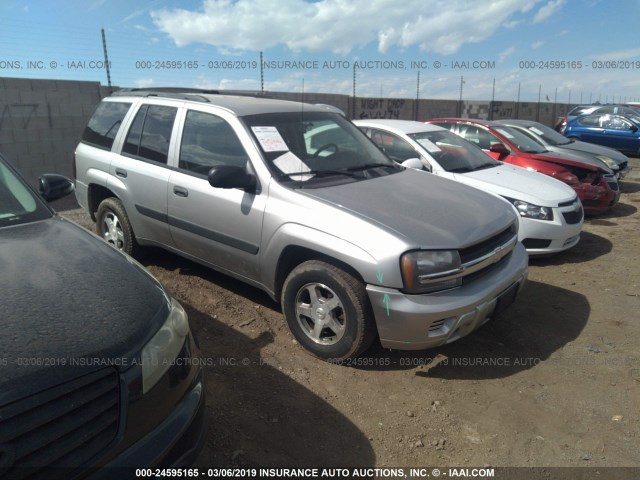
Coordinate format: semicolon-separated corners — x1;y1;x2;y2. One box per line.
208;165;257;191
630;125;638;132
401;158;425;171
489;143;509;156
39;174;74;202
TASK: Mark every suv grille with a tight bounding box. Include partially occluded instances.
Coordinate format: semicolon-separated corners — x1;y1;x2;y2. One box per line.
459;224;517;264
457;223;518;285
0;368;120;478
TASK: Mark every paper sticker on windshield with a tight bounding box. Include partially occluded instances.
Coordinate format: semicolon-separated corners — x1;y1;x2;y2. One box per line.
417;138;442;153
252;126;289;152
273;151;313;181
495;128;515;139
529;127;544;135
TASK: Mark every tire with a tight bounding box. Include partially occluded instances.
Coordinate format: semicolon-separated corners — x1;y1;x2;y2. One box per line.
96;197;138;256
281;260;376;361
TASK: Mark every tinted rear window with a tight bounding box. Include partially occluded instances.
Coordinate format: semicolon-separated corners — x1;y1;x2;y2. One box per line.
82;101;131;150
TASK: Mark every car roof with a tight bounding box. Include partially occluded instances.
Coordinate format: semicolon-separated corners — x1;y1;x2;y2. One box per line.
354;119;444;134
107;91;332;117
494;119;540;127
427;118;501;127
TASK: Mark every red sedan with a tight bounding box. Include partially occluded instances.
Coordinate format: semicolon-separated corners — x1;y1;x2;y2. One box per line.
426;118;618;214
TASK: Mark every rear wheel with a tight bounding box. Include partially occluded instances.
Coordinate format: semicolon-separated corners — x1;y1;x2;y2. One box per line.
282;260;376;361
96;197;138;256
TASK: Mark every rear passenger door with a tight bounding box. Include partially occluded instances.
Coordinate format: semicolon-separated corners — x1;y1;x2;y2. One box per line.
167;108;266;281
109;101;178;247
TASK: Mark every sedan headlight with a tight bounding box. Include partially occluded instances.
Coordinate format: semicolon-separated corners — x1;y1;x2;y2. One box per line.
595;155;618;170
505;198;553;221
401;250;462;293
141;297;190;394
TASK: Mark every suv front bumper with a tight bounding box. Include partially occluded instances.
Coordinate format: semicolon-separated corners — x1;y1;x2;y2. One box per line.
366;242;528;350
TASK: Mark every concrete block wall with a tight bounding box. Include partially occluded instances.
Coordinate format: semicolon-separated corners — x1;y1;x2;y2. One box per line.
0;77;109;187
0;76;575;196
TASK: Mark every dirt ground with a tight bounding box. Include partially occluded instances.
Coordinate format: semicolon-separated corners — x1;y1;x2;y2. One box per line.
62;158;640;474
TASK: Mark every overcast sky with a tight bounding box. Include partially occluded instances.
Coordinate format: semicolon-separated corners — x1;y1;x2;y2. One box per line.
1;0;639;103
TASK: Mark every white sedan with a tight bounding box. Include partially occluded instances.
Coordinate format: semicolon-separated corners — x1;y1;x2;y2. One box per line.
354;119;584;255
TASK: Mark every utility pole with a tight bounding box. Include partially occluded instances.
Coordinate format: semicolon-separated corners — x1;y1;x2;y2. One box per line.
260;51;264;94
101;28;112;93
415;71;420;120
458;75;464;117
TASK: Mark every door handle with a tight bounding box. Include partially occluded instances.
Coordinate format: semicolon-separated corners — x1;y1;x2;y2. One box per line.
115;168;127;178
173;186;189;197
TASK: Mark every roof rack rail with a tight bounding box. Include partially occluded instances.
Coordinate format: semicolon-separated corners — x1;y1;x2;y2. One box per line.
111;88;221;103
111;87;277;102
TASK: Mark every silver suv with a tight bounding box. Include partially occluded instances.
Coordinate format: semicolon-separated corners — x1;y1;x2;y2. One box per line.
75;91;528;360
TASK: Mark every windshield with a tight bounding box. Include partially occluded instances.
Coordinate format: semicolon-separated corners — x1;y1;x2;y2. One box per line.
518;123;572;146
0;157;51;228
493;126;547;153
408;130;499;173
242;112;399;185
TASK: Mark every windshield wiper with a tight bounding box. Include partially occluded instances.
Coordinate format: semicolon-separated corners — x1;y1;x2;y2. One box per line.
448;167;473;173
281;169;360;178
473;163;498;170
346;162;397;171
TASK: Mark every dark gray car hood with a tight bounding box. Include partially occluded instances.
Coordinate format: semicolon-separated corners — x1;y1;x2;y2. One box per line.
558;140;629;164
301;169;516;249
0;216;167;404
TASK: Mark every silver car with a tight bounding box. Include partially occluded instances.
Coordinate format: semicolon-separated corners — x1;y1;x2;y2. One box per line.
75;92;528;360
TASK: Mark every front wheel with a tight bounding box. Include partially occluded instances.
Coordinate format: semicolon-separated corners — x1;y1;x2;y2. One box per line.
281;260;376;360
96;197;138;256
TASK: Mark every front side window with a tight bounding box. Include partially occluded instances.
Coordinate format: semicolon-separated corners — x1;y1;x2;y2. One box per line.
179;111;248;175
457;125;496;150
369;129;418;162
0;158;50;227
82;101;131;150
601;115;631;130
122;105;177;164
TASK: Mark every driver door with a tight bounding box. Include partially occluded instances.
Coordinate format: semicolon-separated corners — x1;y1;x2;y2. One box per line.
167;108;266;281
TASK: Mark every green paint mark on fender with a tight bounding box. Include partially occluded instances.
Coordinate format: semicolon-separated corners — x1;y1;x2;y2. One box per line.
383;293;391;317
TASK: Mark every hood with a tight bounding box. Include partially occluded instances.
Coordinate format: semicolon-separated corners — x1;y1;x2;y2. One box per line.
455;164;576;207
0;216;168;404
558;140;629;165
531;149;613;174
300;169;516;250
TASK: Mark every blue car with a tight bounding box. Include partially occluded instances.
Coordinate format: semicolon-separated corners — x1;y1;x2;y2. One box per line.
564;113;640;157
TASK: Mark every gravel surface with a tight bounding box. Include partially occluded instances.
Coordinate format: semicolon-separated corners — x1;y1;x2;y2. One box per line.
61;158;640;473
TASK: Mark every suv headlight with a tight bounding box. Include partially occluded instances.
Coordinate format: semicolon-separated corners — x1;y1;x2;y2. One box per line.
595;155;618;170
401;250;462;293
507;198;553;221
141;297;190;394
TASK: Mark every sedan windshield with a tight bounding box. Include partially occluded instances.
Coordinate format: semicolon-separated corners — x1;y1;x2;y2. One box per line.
408;130;499;173
242;112;399;185
0;157;51;227
493;126;547;153
520;123;572;146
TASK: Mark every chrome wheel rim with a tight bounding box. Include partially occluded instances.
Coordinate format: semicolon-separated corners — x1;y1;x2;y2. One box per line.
294;283;346;345
101;212;125;250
